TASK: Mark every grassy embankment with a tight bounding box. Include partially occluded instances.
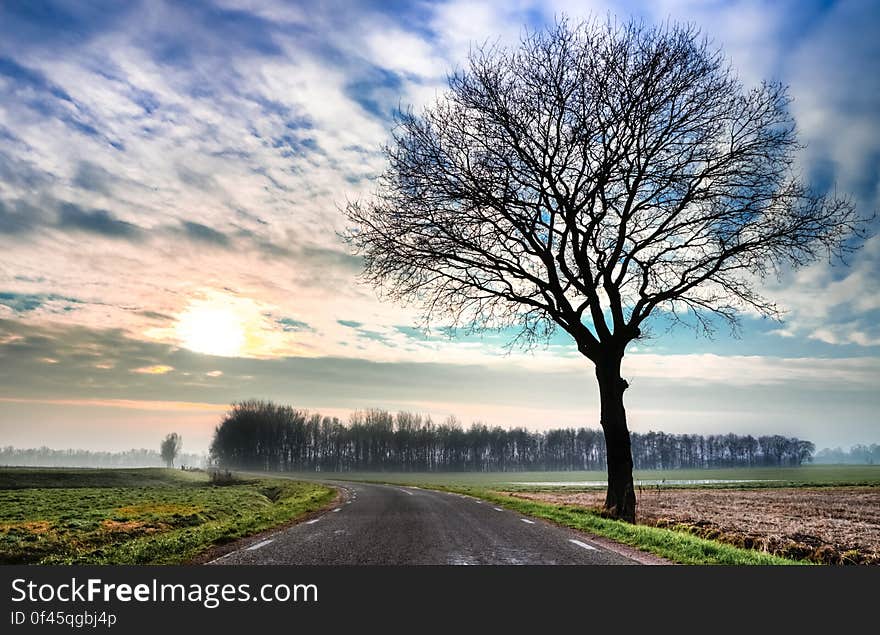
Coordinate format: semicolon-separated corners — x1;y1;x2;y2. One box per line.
318;465;880;565
0;467;335;564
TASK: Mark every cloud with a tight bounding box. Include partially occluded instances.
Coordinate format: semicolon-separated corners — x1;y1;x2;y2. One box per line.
277;317;313;332
765;236;880;347
299;245;363;272
0;200;42;235
0;53;118;146
56;203;144;240
623;352;880;388
0;292;44;313
72;161;118;194
0;317;877;450
176;165;222;192
0;2;434;360
130;364;174;375
0;1;134;50
0;55;77;108
136;310;174;321
0;291;84;315
364;27;443;77
178;221;230;246
0;396;226;412
785;0;880;204
0;147;56;196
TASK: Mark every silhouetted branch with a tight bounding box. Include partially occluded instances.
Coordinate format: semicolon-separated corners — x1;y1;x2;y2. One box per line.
345;18;867;357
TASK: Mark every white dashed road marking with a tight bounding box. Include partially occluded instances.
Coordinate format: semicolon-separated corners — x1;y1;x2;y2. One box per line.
332;508;342;512
246;539;274;551
520;518;536;524
399;489;414;496
569;539;597;551
306;518;321;524
493;507;503;512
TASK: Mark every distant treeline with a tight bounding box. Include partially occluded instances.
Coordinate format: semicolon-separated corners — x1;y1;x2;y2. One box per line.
813;444;880;465
0;447;206;468
210;400;816;472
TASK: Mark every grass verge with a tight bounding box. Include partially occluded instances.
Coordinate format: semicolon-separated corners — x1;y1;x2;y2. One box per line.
0;468;336;564
431;486;805;565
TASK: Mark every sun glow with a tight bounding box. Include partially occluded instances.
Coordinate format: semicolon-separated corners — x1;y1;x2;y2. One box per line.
175;300;247;357
150;291;314;359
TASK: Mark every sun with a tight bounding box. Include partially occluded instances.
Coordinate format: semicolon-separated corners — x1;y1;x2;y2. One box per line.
175;301;246;357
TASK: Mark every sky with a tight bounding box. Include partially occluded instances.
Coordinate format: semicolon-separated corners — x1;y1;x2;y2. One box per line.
0;0;878;454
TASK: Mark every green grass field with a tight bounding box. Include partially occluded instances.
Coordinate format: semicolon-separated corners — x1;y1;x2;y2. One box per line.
0;468;335;564
3;465;875;565
311;464;880;489
0;466;209;489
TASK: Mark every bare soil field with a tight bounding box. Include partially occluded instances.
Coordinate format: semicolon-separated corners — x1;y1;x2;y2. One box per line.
505;487;880;564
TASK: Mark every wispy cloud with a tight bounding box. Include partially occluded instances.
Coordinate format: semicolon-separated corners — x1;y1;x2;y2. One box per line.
130;364;174;375
56;203;145;240
0;396;227;412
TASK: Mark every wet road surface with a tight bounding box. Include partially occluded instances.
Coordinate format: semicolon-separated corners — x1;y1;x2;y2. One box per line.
210;482;643;565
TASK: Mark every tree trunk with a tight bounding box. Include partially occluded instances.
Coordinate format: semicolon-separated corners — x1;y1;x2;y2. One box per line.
596;353;636;523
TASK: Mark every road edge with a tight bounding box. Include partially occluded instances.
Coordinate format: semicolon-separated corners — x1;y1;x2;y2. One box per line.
413;486;675;565
189;484;347;565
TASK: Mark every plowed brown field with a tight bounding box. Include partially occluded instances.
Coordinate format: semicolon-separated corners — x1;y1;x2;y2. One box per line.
505;487;880;564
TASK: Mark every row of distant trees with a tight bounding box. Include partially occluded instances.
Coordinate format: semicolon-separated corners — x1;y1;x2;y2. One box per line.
0;446;205;468
209;401;815;472
813;444;880;465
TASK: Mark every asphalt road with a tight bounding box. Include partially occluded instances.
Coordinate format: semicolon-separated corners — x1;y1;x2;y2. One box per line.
209;482;642;565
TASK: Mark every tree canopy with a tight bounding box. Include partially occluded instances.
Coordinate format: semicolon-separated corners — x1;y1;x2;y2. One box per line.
208;401;814;472
346;18;863;354
160;432;182;468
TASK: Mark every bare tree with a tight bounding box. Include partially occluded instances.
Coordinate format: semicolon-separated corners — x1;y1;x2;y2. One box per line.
344;18;866;521
160;432;182;468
